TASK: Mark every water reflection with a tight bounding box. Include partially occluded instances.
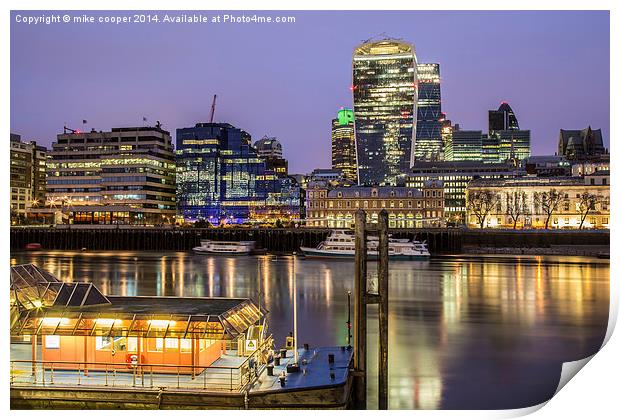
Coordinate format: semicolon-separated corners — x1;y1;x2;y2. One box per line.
11;251;609;410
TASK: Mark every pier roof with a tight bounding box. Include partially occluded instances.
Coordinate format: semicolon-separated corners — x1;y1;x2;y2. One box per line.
11;264;264;339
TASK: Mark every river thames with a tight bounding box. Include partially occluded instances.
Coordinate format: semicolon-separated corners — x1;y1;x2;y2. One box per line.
11;251;609;410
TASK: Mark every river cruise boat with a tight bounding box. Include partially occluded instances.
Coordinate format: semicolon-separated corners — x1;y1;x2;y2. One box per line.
192;240;256;255
300;230;430;260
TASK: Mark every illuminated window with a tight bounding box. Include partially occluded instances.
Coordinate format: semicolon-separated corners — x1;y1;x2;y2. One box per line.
96;336;113;350
45;335;60;349
149;338;164;352
165;338;178;349
128;337;138;352
180;339;192;353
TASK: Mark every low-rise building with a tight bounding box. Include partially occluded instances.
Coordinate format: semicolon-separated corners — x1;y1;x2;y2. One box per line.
406;161;522;225
465;172;610;229
305;182;445;229
524;155;571;177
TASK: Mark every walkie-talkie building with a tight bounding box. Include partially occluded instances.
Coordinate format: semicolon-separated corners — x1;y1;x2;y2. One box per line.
415;63;443;162
353;39;418;186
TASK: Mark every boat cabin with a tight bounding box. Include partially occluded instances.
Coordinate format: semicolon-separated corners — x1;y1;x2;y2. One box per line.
10;264;267;375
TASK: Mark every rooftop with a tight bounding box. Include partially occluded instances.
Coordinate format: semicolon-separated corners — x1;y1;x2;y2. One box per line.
327;186;423;199
468;176;585;188
11;264;264;339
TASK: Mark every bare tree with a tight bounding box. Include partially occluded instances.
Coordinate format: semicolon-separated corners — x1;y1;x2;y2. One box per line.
467;189;500;228
505;190;529;229
577;192;600;229
534;189;567;229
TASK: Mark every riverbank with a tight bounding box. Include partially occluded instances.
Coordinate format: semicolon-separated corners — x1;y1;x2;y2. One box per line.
462;244;610;257
10;227;609;256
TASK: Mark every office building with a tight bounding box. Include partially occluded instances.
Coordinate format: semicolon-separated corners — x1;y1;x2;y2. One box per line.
406;161;522;224
487;102;530;162
10;134;47;221
331;108;357;183
415;63;443;162
353;39;418;185
466;172;610;229
488;102;520;132
305;183;445;228
558;127;606;161
444;129;483;161
254;136;288;177
176;123;300;225
496;130;531;161
46;126;176;224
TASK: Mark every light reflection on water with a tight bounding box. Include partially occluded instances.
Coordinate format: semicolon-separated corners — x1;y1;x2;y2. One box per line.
11;251;609;410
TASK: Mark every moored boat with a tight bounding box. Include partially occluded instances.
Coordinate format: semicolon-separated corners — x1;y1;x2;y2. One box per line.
300;230;430;260
192;240;256;255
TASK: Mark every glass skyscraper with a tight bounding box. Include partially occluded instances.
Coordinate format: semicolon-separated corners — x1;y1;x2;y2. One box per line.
176;123;300;224
353;39;418;186
415;63;443;162
331;108;357;183
488;102;520;132
487;102;530;162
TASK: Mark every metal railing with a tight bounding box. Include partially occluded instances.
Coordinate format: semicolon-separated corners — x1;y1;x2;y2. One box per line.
10;335;273;393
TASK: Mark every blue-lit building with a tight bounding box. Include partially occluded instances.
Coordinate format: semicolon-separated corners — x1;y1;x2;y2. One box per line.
176;123;300;224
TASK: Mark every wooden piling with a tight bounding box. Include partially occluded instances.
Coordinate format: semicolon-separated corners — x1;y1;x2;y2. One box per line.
353;209;367;409
377;210;389;410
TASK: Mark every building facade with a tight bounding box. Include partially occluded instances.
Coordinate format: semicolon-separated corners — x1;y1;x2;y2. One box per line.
444;129;483;161
495;130;531;162
488;102;520;132
406;161;523;224
47;126;176;224
558;127;606;161
415;63;443;162
466;173;610;229
353;39;418;185
331;108;357;183
176;123;300;225
305;183;444;229
445;129;530;163
10;134;47;220
254;136;288;177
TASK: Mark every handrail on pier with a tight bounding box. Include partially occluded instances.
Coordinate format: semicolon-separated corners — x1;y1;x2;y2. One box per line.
10;335;273;393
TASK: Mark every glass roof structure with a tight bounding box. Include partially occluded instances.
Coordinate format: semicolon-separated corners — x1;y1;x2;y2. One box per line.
11;264;264;340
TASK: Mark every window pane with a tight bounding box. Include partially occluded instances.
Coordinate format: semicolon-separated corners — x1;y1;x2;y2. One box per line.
180;339;192;352
128;337;138;352
45;335;60;349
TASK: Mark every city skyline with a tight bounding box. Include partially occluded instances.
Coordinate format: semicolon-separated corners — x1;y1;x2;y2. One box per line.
10;10;610;174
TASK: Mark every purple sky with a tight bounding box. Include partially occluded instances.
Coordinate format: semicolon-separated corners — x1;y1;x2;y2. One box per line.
11;10;609;173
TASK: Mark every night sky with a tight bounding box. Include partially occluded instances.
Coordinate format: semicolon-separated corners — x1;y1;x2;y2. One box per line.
10;10;609;174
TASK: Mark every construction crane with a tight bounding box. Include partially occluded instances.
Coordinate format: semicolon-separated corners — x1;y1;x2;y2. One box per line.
63;125;79;134
209;94;217;123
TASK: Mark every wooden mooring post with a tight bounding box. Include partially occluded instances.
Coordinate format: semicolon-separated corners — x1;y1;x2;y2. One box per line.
353;209;389;410
353;210;367;409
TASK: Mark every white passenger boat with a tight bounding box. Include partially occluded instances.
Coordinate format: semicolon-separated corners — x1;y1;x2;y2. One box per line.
300;230;430;260
192;240;256;255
